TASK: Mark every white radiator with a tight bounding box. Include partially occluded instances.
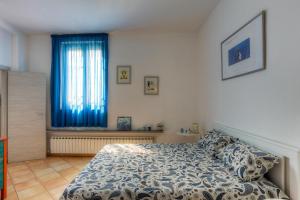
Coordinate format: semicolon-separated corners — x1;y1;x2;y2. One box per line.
49;136;154;155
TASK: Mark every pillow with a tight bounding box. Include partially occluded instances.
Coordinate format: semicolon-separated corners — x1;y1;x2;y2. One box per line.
217;141;279;182
198;130;236;154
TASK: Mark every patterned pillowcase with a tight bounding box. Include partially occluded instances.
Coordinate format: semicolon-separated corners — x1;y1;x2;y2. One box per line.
217;141;280;182
197;130;214;148
198;130;236;154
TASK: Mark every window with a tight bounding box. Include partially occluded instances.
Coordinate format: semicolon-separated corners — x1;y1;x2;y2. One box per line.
51;34;108;127
66;49;84;111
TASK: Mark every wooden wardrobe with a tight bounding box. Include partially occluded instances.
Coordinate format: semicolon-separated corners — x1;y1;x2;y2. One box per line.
3;71;46;162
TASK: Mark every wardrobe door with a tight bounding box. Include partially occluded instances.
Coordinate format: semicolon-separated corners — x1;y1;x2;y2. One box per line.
0;70;8;137
8;71;46;162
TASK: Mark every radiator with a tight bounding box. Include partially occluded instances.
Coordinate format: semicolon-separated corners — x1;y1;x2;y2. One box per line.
49;136;154;155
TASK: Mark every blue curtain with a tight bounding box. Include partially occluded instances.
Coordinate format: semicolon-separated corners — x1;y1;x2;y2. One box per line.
51;34;108;127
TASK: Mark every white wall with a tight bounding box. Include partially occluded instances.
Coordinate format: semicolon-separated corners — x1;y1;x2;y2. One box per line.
27;31;198;133
12;32;28;71
0;26;12;67
197;0;300;148
0;19;28;71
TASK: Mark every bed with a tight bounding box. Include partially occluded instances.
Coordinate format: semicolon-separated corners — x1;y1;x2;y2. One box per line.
60;143;288;200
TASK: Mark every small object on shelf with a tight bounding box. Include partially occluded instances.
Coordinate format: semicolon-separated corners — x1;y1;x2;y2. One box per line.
178;123;202;136
156;122;164;131
136;127;145;131
179;128;191;135
117;116;132;131
143;124;152;131
177;131;199;136
191;123;200;134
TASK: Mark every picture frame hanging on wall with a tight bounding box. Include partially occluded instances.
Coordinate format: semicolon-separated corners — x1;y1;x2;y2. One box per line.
117;65;131;84
144;76;159;95
221;11;266;80
117;116;132;131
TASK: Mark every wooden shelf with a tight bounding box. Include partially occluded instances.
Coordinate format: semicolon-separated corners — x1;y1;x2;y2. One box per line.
47;130;164;137
176;132;201;136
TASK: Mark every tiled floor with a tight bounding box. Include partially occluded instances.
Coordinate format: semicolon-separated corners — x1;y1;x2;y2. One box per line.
6;156;93;200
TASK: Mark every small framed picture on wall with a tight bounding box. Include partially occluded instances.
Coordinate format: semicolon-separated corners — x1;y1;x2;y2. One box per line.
144;76;159;95
117;116;132;131
117;65;131;84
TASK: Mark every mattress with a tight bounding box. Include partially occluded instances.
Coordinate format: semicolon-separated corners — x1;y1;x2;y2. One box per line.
60;143;288;200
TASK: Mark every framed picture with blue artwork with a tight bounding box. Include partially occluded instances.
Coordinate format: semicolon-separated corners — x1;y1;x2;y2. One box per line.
117;116;132;131
221;11;266;80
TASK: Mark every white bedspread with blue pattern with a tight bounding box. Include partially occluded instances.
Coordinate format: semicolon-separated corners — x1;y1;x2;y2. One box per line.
60;143;288;200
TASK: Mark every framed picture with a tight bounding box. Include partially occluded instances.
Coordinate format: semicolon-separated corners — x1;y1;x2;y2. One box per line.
117;116;132;131
117;66;131;84
144;76;159;95
221;11;266;80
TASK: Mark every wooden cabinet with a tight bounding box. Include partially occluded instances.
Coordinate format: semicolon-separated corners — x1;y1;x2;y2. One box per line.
8;72;46;162
0;70;8;138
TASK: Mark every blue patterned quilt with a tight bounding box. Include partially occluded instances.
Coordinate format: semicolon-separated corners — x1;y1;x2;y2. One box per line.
60;144;288;200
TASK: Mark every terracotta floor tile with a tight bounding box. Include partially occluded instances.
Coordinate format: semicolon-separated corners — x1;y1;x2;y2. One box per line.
45;157;64;162
29;163;50;171
26;193;53;200
26;161;48;169
7;156;92;200
5;191;19;200
7;178;13;187
16;185;46;200
25;159;45;165
48;185;67;200
58;167;78;175
11;173;35;184
9;169;33;178
32;167;56;177
52;163;72;172
8;162;26;168
7;185;15;194
47;160;66;167
14;179;40;192
61;157;76;162
8;165;29;173
59;167;79;182
42;177;68;191
38;171;61;183
62;173;77;182
73;163;87;171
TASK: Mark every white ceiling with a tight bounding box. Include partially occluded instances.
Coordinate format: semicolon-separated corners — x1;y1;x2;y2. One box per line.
0;0;220;34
